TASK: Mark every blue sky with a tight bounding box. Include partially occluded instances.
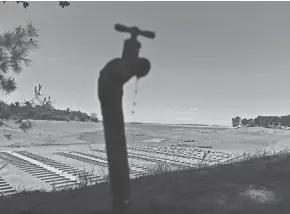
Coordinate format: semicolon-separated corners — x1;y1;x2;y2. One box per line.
1;2;290;126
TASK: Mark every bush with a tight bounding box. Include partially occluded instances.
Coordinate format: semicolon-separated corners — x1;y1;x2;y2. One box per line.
51;115;69;122
91;117;99;123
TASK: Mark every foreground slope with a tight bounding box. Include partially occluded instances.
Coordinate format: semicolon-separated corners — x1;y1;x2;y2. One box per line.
1;153;289;214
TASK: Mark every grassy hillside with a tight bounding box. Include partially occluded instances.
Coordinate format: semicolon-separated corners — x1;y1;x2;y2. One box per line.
0;151;289;214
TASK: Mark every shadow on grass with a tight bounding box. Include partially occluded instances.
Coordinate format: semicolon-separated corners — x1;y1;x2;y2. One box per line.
1;147;290;214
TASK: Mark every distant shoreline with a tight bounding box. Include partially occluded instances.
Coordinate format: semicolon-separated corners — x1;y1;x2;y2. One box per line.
127;122;230;128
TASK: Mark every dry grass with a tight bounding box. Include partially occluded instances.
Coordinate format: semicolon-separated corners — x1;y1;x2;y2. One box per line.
1;121;290;213
0;120;103;147
0;147;289;214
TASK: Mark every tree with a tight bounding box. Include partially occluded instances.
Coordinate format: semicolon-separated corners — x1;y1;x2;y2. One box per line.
0;23;39;95
232;116;241;127
0;23;39;139
231;115;290;128
1;1;71;139
254;116;263;127
90;113;99;123
241;118;248;127
66;108;70;115
247;118;255;127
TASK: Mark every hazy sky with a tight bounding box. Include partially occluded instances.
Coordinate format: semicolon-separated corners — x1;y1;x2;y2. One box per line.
1;2;290;126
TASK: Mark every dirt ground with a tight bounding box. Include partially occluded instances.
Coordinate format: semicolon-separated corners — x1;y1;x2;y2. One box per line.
0;120;103;148
1;120;290;153
1;121;290;213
